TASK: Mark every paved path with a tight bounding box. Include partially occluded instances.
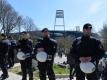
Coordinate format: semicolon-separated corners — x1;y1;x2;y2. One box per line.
0;71;78;80
0;62;102;80
0;71;103;80
0;71;22;80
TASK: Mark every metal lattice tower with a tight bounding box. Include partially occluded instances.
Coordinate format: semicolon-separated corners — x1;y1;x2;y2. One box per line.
54;10;65;34
54;10;66;56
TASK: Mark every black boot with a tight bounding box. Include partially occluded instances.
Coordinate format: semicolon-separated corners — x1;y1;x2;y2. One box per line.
0;74;9;80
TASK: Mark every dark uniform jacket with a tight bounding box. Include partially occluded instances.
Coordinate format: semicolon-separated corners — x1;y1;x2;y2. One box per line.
17;39;33;55
9;40;17;53
70;36;105;63
0;39;9;67
34;37;57;61
0;39;9;57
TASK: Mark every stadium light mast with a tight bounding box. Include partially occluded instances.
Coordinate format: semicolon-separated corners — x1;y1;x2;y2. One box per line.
54;10;66;56
54;10;65;32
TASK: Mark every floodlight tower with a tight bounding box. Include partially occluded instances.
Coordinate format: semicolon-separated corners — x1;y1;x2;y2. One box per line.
54;10;66;56
54;10;65;33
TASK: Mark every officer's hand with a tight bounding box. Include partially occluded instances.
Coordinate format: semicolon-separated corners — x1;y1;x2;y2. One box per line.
66;64;70;68
23;55;26;59
37;48;44;51
85;57;92;62
79;57;92;62
79;57;86;62
18;49;21;52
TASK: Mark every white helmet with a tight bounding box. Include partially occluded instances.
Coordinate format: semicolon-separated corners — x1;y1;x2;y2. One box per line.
80;62;96;73
17;52;26;60
36;51;47;62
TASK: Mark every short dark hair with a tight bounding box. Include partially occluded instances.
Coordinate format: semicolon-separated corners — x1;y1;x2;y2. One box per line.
41;28;49;32
8;35;12;39
83;23;92;29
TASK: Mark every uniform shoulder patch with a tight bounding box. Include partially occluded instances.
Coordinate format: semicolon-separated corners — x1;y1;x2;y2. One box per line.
90;36;100;41
50;38;57;43
76;36;82;40
2;39;11;45
28;39;33;43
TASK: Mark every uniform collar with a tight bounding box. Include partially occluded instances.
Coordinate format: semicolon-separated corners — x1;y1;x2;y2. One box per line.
82;35;90;41
43;37;50;40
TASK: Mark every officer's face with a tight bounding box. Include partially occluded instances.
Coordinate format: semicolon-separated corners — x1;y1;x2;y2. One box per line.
83;28;92;36
21;33;30;39
42;30;50;38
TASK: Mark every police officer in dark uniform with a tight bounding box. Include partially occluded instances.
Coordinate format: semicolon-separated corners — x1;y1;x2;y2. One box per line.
70;23;105;80
8;36;17;68
17;32;33;80
0;34;9;80
34;28;57;80
67;48;76;80
103;64;107;80
102;53;107;80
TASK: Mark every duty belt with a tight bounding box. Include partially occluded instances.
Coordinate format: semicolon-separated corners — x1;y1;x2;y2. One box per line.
47;55;52;60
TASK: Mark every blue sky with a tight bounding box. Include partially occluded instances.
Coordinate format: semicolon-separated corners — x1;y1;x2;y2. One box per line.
7;0;107;32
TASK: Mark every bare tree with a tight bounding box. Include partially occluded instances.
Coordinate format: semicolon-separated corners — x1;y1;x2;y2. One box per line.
12;16;24;33
5;10;16;34
0;0;38;35
0;0;7;33
0;0;23;35
56;36;74;56
23;16;37;32
0;0;2;21
0;0;16;34
101;24;107;51
0;0;5;21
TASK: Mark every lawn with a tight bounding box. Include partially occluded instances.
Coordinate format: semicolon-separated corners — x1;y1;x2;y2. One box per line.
9;64;69;79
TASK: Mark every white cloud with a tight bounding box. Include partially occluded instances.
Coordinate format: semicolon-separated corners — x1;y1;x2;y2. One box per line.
88;0;106;14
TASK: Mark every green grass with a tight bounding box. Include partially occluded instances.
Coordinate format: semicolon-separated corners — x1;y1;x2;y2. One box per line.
53;64;69;74
9;66;21;74
9;64;69;79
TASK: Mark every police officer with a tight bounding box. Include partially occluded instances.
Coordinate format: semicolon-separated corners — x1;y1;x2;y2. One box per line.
8;36;17;68
67;48;76;80
70;23;105;80
102;53;107;80
17;32;33;80
34;28;57;80
0;34;9;80
103;64;107;80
